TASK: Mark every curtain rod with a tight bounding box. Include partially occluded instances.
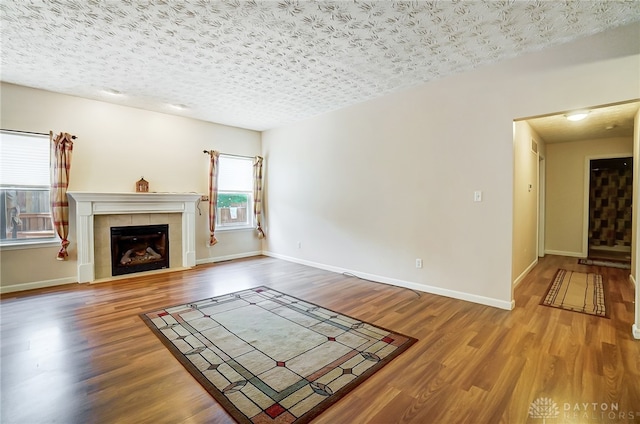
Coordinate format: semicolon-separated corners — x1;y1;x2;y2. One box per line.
202;150;255;160
1;128;77;139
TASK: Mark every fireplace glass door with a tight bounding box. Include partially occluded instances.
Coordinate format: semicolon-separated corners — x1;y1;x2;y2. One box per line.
111;224;169;276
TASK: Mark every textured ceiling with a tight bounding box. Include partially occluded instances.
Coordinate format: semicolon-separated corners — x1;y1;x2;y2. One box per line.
1;1;640;131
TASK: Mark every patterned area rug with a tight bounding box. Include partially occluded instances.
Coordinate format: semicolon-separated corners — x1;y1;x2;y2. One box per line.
578;258;631;269
140;286;417;423
541;269;607;318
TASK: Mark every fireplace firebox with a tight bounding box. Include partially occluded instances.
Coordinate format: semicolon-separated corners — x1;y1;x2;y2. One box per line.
111;224;169;276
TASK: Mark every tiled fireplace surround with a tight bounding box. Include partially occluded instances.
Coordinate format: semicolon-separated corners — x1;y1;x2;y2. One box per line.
67;192;200;283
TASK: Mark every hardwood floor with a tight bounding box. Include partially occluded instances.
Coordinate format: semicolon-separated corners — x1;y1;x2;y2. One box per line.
1;255;639;423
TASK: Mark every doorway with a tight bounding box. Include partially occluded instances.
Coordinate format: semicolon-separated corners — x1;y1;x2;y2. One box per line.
587;156;633;262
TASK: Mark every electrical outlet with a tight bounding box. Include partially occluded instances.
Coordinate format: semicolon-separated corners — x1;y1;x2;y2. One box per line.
416;258;423;268
201;195;209;201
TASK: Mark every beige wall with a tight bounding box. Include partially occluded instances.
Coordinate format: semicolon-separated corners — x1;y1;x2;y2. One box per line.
545;137;633;256
0;83;262;291
2;22;639;311
512;121;545;284
262;22;640;309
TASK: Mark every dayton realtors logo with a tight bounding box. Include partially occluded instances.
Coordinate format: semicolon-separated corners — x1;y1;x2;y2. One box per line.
529;398;560;423
529;397;639;422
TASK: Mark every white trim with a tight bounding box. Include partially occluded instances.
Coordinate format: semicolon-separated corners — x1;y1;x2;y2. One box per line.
0;252;262;293
538;155;546;257
513;258;538;288
67;192;201;214
0;239;60;251
630;274;636;288
583;154;633;257
215;226;256;233
1;276;77;294
196;251;262;265
263;251;514;311
633;324;640;340
544;249;585;258
67;192;201;283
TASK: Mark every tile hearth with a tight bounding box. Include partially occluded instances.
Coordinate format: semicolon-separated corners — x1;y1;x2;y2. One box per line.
94;214;181;279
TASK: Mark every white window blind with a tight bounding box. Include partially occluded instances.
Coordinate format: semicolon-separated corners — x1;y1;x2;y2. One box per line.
0;131;50;187
218;156;253;191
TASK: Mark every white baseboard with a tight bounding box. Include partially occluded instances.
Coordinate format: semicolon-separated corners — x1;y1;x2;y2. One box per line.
544;249;586;258
2;251;263;294
627;277;639;340
263;251;514;311
513;258;538;288
196;251;263;265
1;276;77;294
1;251;517;312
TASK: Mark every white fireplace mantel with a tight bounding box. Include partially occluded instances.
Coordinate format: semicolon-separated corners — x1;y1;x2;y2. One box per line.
67;192;201;283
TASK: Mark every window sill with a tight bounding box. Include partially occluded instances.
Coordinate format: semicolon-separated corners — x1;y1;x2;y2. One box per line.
216;226;255;233
0;239;60;251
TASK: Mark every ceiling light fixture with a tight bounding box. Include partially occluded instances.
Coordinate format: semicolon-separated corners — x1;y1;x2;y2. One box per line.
168;103;188;110
565;111;589;121
101;88;123;96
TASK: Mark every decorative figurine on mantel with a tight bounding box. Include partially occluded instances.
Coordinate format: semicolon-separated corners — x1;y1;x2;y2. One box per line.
136;177;149;193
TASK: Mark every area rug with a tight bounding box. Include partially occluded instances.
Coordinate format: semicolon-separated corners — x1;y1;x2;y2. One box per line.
140;286;417;423
541;269;607;317
578;258;631;270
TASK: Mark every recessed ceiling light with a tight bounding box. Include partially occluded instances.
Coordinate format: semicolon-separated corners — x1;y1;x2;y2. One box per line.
101;88;123;96
565;111;589;121
168;103;188;110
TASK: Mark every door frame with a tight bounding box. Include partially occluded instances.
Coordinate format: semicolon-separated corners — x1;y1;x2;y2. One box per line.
582;154;633;257
538;155;545;257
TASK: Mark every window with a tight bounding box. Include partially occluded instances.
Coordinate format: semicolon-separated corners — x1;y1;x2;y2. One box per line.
216;155;253;229
0;130;56;244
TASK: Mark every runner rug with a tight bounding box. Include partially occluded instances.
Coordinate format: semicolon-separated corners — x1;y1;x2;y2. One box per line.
140;286;417;423
541;269;607;318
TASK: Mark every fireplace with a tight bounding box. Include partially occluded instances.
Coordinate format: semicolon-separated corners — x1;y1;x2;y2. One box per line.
111;224;169;276
67;192;200;283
